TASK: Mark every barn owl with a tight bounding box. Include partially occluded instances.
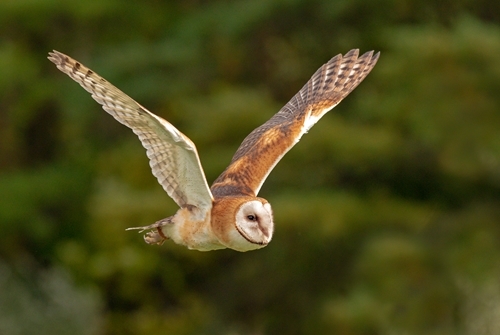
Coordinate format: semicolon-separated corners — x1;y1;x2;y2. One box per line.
48;49;379;252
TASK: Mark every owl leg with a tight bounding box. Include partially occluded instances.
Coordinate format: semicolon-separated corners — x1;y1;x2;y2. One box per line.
126;216;172;245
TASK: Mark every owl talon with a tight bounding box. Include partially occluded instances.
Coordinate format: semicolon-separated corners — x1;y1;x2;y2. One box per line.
144;228;167;245
126;216;172;245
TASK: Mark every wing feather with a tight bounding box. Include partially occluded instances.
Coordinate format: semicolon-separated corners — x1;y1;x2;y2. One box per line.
211;49;380;197
48;50;213;209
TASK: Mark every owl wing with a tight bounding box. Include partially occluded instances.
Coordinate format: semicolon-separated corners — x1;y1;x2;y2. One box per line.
48;50;213;210
211;49;380;197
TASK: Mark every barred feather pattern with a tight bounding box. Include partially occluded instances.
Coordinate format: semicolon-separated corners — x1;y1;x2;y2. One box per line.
48;50;213;209
212;49;380;197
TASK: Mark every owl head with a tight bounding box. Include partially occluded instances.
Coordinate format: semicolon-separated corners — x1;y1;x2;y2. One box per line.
212;197;274;252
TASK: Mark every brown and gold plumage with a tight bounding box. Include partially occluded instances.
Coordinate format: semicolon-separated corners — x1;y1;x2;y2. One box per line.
48;49;379;252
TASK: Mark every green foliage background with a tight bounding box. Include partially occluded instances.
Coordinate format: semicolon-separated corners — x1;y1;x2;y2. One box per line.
1;0;500;334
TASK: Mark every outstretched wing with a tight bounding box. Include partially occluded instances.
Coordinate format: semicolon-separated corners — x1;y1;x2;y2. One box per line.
48;50;213;209
211;49;380;197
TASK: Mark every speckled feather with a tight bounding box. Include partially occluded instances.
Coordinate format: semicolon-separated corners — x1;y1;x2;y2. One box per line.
48;50;213;210
211;49;380;197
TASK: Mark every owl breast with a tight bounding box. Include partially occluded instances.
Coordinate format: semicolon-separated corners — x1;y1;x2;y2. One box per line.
163;206;226;251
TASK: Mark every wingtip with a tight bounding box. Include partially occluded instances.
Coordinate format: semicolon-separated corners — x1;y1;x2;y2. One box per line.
47;49;58;58
344;49;360;58
358;50;381;66
355;49;381;60
342;49;382;65
47;50;61;64
370;51;381;67
47;50;70;67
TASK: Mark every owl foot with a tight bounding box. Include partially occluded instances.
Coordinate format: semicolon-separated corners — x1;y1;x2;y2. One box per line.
143;229;167;245
126;216;173;245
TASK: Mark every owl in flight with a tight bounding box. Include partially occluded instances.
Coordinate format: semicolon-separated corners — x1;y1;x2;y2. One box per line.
49;49;379;252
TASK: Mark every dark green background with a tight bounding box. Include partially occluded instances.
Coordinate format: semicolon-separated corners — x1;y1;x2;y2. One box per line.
1;0;500;334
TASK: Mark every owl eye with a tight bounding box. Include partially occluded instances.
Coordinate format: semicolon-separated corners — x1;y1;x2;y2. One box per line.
247;215;257;221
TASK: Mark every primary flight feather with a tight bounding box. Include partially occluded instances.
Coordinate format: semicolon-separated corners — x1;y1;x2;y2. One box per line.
48;49;379;251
